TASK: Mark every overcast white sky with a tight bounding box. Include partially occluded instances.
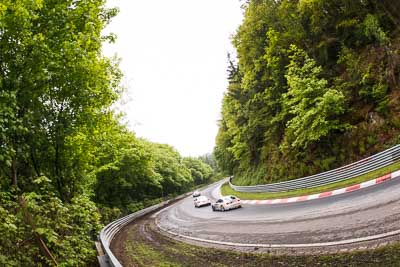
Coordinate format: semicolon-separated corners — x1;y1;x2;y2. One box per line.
103;1;243;156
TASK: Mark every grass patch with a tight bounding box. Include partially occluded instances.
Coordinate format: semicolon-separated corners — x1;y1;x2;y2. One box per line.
222;161;400;200
124;227;181;267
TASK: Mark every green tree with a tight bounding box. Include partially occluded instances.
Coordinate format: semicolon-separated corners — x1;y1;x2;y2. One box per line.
282;45;349;149
93;118;162;210
0;0;120;265
183;157;213;185
0;0;121;200
147;142;193;196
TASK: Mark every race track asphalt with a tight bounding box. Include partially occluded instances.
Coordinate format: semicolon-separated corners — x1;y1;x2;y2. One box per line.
156;178;400;245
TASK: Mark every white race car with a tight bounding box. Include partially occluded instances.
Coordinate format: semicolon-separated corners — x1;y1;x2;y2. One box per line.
192;190;201;197
194;196;211;208
211;195;241;211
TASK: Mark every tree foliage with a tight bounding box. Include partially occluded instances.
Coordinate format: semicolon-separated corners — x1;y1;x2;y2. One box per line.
216;0;400;185
183;157;213;185
0;1;218;266
282;45;349;149
93;119;162;210
0;0;121;265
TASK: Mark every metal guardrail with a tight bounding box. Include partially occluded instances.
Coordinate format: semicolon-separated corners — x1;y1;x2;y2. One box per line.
230;144;400;193
97;179;225;266
98;193;190;267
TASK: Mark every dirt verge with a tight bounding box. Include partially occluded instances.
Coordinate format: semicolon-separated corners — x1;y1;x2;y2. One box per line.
110;213;400;267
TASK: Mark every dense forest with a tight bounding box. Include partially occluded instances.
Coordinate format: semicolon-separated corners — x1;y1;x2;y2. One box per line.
215;0;400;185
0;1;216;266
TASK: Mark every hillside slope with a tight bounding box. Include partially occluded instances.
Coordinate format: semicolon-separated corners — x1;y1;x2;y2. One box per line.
215;0;400;185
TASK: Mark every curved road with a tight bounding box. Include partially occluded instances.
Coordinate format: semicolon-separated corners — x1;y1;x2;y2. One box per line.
155;178;400;247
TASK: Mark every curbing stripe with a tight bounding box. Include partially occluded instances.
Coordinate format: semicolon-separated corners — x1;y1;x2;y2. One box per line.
345;184;360;192
392;170;400;178
297;195;309;202
271;199;281;204
319;191;333;198
332;188;346;195
287;197;299;203
376;174;391;183
308;194;320;200
360;179;376;188
238;170;400;205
